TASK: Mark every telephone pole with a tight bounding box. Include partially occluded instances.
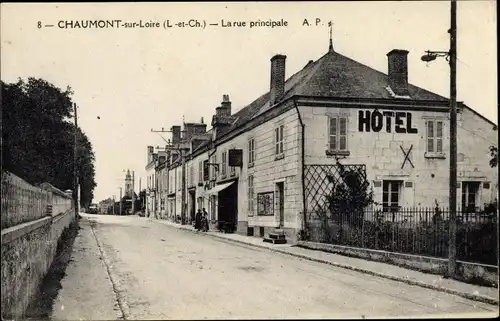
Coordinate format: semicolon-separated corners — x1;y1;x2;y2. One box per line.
132;170;135;214
448;0;458;277
73;103;79;218
422;0;458;277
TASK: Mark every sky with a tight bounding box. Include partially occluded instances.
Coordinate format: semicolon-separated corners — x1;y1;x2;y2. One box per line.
1;1;497;202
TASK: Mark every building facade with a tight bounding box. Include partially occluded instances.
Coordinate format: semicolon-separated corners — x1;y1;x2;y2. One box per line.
147;42;498;243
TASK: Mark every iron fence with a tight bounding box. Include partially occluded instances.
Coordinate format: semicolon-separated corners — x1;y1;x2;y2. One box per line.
305;206;498;266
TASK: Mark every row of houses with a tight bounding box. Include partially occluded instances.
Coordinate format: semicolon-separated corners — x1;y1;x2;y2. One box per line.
144;40;498;243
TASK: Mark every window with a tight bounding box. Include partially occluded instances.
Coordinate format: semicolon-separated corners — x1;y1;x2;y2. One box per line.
248;138;255;167
461;182;480;212
221;151;227;177
275;125;284;155
328;116;348;152
189;165;194;187
248;175;254;215
426;120;443;153
210;155;217;180
382;180;402;212
203;160;209;181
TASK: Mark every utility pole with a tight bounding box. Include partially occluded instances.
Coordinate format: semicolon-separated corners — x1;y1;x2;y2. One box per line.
73;103;79;218
448;0;458;277
420;0;458;278
139;177;142;212
132;171;135;215
119;187;123;215
181;148;187;225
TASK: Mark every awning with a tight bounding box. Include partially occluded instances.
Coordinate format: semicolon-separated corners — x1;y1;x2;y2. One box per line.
201;181;234;197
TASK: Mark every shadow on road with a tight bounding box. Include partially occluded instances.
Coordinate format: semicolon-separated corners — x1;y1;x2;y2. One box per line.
25;218;81;320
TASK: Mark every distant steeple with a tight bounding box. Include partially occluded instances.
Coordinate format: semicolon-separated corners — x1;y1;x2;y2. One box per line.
328;21;334;53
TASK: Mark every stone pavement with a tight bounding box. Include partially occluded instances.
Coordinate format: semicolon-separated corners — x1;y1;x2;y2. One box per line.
150;217;499;306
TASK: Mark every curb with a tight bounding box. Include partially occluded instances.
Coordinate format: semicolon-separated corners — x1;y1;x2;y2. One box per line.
88;220;131;320
155;220;499;306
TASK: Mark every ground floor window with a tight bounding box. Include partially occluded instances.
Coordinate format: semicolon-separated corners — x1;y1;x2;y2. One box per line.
382;180;402;212
461;181;481;212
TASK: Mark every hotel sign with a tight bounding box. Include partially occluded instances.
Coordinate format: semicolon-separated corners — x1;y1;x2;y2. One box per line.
358;110;418;134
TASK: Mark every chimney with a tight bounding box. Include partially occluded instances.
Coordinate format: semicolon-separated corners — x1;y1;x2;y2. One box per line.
171;125;181;144
216;95;232;117
194;123;207;134
184;123;196;142
270;54;287;105
387;49;409;96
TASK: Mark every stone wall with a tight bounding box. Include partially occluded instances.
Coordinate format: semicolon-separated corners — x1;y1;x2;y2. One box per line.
1;171;75;319
298;241;498;287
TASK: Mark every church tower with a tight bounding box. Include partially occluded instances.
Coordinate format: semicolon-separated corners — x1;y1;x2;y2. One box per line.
125;169;133;197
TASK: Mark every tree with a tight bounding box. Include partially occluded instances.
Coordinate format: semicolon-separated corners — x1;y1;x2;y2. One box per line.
1;78;96;207
326;160;374;222
321;160;374;242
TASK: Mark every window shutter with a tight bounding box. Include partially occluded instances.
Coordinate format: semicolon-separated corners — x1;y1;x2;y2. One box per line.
339;117;347;151
329;117;337;150
427;120;434;153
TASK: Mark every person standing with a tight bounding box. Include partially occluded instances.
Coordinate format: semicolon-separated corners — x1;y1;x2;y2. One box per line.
195;209;202;231
201;213;209;232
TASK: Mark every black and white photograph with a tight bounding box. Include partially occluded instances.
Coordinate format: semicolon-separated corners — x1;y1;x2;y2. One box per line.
1;1;498;319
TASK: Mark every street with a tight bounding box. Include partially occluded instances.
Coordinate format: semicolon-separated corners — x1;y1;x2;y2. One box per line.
50;214;497;320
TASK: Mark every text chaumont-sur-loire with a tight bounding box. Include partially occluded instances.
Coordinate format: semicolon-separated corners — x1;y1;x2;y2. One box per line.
57;20;161;29
54;19;289;30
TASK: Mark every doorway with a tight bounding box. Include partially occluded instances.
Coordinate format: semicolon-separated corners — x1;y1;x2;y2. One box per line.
217;181;238;233
188;190;196;224
276;182;284;228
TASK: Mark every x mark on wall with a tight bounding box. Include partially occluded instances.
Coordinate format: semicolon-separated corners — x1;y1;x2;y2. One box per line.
400;144;415;169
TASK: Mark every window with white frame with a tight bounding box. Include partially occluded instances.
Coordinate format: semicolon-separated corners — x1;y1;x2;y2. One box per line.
248;175;254;215
426;120;443;153
221;151;227;177
382;180;402;212
328;116;348;152
275;125;284;156
461;181;480;212
248;138;255;167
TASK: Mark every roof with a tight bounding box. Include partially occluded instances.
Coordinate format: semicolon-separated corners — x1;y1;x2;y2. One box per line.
216;48;448;138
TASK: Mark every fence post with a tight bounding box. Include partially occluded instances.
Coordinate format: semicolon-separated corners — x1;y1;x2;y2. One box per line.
391;220;395;252
361;210;365;248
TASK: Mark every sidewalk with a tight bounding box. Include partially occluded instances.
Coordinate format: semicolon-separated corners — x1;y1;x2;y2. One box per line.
50;218;122;320
149;217;499;306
